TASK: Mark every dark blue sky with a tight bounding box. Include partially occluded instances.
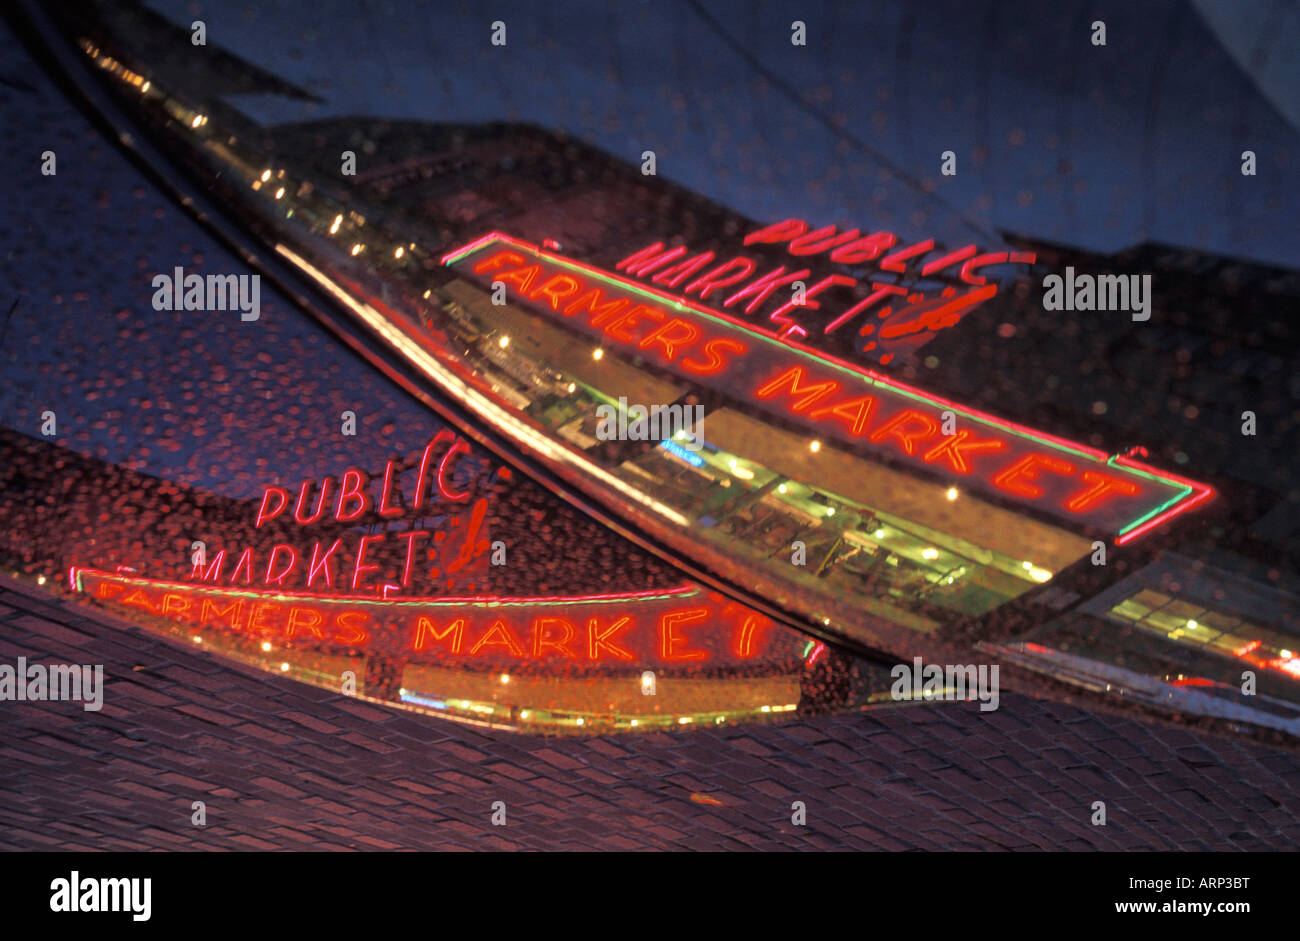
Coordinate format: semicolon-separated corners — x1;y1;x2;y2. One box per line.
147;0;1299;267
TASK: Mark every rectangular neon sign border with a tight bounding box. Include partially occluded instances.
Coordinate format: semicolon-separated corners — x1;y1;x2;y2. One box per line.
69;565;700;608
441;232;1214;543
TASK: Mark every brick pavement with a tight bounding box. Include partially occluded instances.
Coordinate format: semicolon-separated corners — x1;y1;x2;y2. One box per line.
1;574;1298;851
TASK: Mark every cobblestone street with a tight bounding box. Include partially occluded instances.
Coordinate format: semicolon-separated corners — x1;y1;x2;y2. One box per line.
3;575;1297;851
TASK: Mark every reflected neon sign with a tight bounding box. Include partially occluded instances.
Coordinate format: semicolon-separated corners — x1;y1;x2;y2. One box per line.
442;232;1213;539
194;431;502;595
615;218;1036;363
72;567;788;666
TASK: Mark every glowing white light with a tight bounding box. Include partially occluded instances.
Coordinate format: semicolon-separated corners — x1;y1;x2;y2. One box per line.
274;245;693;529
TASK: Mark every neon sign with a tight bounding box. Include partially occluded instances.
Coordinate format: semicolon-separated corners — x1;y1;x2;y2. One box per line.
72;567;789;667
616;218;1037;364
193;432;503;595
442;232;1212;539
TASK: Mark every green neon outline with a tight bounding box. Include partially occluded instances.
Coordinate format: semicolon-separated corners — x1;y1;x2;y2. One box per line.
1109;456;1194;536
78;569;696;608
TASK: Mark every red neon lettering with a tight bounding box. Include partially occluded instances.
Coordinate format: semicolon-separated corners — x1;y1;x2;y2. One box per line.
920;244;978;277
755;366;839;411
1064;470;1141;513
954;251;1035;286
333;611;369;646
472;249;527;275
470;620;525;657
788;226;861;255
879;284;998;339
293;479;332;525
922;429;1007;474
413;431;456;510
335;469;371;522
734;614;764;658
494;263;541;295
638;317;702;360
823;281;907;333
444;497;490;575
398;530;429;588
437;439;471;503
650;251;716;288
532;617;578;658
829;231;897;265
413;616;465;654
992;454;1077;499
809;394;877;436
587;616;636;662
869;410;941;455
564;287;630;325
194;550;225;583
264;544;297;587
307;539;342;589
230;547;255;585
255;486;290;528
660;607;710;661
95;582;124;600
285;606;324;640
351;533;385;591
604;304;665;343
121;590;158;614
959;251;1008;286
683;257;757;300
879;239;936;273
742;219;808;246
616;243;687;278
161;593;192;618
768;273;857;324
247;602;279;637
723;265;812;315
199;597;242;629
530;273;583;311
681;336;747;375
377;460;404;518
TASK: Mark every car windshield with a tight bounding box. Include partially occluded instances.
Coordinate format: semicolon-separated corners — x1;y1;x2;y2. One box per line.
4;0;1298;743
